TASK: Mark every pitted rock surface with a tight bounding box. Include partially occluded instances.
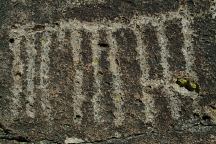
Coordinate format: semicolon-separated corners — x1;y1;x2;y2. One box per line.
0;0;216;143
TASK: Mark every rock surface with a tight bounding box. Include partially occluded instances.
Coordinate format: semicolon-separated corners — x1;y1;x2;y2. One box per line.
0;0;216;143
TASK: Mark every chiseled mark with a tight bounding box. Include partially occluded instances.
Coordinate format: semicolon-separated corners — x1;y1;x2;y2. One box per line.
180;7;197;79
9;31;24;117
9;12;198;121
107;29;125;127
64;137;85;144
156;17;181;120
132;26;156;123
91;30;103;123
25;34;37;118
10;12;188;35
39;31;52;120
69;29;84;125
156;17;170;82
210;0;216;19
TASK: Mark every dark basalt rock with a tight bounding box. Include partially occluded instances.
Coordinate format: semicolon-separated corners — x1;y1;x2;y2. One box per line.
0;0;216;143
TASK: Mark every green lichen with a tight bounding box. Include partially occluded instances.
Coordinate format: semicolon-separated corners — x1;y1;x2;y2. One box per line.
176;78;200;93
176;78;187;87
114;94;122;103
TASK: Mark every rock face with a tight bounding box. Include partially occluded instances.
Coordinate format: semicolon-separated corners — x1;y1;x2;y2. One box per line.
0;0;216;143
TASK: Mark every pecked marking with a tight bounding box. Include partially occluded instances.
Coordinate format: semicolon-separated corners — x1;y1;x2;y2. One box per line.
25;34;37;118
9;31;24;118
91;29;103;123
39;31;52;120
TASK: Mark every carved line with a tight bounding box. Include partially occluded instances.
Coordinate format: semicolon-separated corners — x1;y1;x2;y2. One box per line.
69;28;84;125
39;31;52;120
25;34;37;118
180;6;197;79
11;11;185;35
91;29;103;123
9;31;24;118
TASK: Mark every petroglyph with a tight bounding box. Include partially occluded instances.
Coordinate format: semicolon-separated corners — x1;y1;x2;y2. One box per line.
179;5;197;79
9;10;200;128
91;30;102;123
39;31;52;120
70;29;83;125
25;34;37;118
9;29;25;117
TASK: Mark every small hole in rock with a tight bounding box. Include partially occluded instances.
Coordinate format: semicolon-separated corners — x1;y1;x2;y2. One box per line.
105;81;111;86
136;99;143;104
115;59;120;65
98;71;103;75
9;38;15;43
75;81;80;84
147;85;152;89
75;115;81;119
202;115;211;121
98;43;109;47
15;72;22;77
54;22;59;26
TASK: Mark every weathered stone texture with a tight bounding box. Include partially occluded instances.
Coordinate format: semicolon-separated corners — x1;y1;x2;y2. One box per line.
0;0;216;143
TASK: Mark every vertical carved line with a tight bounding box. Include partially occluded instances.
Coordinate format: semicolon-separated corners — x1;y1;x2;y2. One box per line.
106;29;125;127
70;29;84;125
9;32;23;118
181;8;197;79
25;34;37;118
39;31;52;120
91;30;103;123
156;19;170;82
